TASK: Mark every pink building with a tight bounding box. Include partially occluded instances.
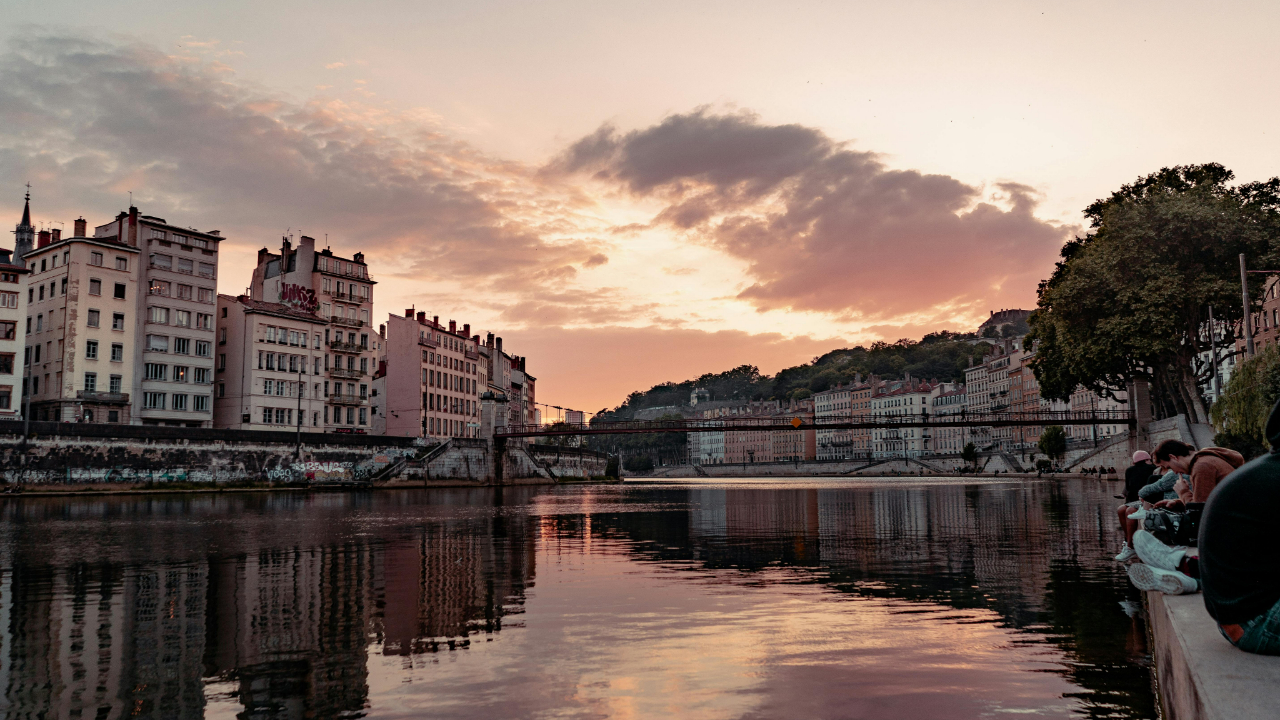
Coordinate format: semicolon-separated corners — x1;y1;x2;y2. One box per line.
382;310;485;439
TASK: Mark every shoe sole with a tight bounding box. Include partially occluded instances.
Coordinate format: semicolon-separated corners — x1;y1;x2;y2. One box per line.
1128;563;1192;594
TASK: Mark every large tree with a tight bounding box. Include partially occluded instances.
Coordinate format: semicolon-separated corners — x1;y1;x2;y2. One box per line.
1028;164;1280;423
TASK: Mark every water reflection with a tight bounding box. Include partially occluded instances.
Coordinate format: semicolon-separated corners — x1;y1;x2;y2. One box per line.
0;479;1153;719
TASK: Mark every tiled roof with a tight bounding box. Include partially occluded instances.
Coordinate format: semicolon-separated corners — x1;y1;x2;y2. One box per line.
222;294;326;323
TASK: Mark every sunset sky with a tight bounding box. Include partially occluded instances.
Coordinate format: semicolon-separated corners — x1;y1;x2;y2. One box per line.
4;1;1279;414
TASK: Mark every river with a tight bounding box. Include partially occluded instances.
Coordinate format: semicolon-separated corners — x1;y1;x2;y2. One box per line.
0;477;1155;719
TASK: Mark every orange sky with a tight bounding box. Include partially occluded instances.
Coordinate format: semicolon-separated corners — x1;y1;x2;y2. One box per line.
5;2;1280;412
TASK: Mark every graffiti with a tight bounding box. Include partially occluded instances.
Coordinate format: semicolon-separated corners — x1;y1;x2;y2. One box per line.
279;283;319;312
292;461;353;483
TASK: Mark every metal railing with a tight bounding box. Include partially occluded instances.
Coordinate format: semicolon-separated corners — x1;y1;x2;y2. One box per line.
329;368;365;380
330;316;363;327
496;409;1137;438
328;394;365;406
76;391;130;404
329;339;363;352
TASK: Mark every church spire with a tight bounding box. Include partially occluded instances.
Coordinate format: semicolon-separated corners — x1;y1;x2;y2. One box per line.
14;183;34;259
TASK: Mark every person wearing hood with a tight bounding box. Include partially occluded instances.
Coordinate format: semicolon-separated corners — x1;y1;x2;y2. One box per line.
1114;451;1158;562
1196;399;1280;654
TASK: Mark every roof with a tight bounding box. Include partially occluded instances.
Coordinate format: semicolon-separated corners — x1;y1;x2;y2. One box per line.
220;293;327;324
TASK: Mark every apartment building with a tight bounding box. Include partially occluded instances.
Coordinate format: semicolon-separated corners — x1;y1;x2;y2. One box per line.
723;401;779;463
245;236;378;431
0;242;28;420
930;384;967;454
94;207;223;426
814;384;854;460
22;220;140;423
382;310;486;439
772;399;815;462
1068;386;1128;444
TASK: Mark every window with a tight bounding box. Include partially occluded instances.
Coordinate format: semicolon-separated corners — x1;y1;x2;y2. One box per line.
194;368;210;384
149;280;170;296
144;392;166;409
174;366;188;383
0;291;15;309
150;253;172;269
197;313;212;330
194;395;209;412
262;407;272;424
84;372;97;392
0;322;15;340
198;263;215;278
115;257;128;271
38;286;44;301
199;287;214;303
177;284;192;300
109;375;122;393
111;344;123;362
265;326;277;343
144;363;167;380
148;306;169;324
172;394;188;411
146;335;169;352
177;258;193;274
112;313;125;331
85;340;98;360
0;354;12;374
360;384;368;399
174;337;190;354
0;386;9;410
195;341;210;357
150;228;166;240
35;314;42;332
264;379;274;395
174;310;191;327
114;283;126;300
218;353;226;370
90;252;103;267
217;383;225;398
85;309;101;328
276;408;290;424
60;278;66;295
359;407;367;425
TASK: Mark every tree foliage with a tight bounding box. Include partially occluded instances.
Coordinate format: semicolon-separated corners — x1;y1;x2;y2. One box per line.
1037;425;1067;462
961;442;978;467
1210;345;1280;453
1028;164;1280;424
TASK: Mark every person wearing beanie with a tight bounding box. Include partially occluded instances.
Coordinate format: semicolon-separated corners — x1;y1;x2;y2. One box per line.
1114;450;1157;562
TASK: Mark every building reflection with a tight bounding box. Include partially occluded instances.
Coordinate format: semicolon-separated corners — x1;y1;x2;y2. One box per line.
0;491;538;720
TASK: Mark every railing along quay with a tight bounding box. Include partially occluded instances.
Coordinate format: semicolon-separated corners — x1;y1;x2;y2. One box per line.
496;410;1136;438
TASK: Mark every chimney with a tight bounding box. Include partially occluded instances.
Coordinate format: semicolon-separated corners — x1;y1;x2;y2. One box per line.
405;308;413;317
496;336;503;355
379;323;386;338
448;320;456;333
520;357;526;371
353;252;364;264
258;247;271;264
432;315;439;327
462;323;470;336
128;206;138;247
486;332;494;347
74;217;86;237
416;311;426;323
37;230;50;248
50;228;61;242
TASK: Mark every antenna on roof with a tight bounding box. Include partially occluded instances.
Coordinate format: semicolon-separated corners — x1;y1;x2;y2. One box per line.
128;191;133;206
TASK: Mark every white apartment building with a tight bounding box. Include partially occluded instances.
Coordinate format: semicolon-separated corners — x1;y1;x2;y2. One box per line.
1068;386;1129;443
814;384;854;460
0;241;28;420
871;382;934;459
94;208;223;426
213;295;329;431
930;383;968;454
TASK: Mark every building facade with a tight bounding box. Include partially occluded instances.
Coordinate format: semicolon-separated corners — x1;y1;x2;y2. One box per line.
0;239;28;420
814;384;853;460
22;222;140;423
94;207;223;426
930;383;968;454
771;400;816;462
381;311;486;439
213;295;329;431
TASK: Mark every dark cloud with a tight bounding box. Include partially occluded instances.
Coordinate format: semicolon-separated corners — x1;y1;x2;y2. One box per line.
554;109;1071;320
0;34;603;300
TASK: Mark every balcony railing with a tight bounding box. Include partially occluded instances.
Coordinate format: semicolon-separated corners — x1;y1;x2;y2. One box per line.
328;394;365;406
330;368;365;380
329;339;363;352
76;390;130;405
331;316;363;328
418;335;439;348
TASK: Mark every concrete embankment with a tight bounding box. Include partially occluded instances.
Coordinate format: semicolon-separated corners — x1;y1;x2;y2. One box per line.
1146;591;1280;720
0;421;611;490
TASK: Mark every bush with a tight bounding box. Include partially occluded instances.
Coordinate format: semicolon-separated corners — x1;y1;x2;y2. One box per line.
604;456;619;479
1212;345;1280;452
1035;458;1053;473
623;455;654;473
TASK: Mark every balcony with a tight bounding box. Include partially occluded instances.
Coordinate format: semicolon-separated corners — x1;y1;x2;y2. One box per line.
77;390;130;405
330;367;366;380
418;334;439;349
464;348;479;360
329;339;363;352
331;315;363;328
328;394;365;406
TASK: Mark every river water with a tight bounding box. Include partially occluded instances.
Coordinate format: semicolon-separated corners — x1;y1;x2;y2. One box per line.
0;477;1155;719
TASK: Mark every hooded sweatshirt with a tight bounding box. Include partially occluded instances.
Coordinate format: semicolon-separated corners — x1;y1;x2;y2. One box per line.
1187;447;1245;503
1200;402;1280;624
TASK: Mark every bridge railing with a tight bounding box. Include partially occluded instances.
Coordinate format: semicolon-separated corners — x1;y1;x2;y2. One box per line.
497;410;1136;437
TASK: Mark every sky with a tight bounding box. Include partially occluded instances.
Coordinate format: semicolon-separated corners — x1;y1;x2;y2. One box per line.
3;1;1279;414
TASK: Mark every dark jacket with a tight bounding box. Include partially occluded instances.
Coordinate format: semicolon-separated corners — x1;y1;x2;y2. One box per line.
1200;402;1280;624
1122;461;1157;502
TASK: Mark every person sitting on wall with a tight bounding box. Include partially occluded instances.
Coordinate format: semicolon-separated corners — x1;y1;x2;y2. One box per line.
1193;399;1280;653
1115;451;1157;562
1126;439;1244;595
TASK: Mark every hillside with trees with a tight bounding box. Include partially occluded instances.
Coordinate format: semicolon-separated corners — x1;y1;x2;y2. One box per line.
593;333;992;421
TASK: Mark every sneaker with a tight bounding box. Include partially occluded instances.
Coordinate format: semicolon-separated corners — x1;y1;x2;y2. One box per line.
1128;563;1198;595
1128;508;1148;521
1133;529;1187;572
1114;543;1137;562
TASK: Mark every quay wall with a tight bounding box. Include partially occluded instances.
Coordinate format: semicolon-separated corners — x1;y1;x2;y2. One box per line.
0;422;609;487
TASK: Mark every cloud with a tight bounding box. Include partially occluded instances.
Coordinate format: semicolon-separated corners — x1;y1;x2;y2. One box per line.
0;34;606;309
325;61;345;69
583;253;609;268
552;109;1071;321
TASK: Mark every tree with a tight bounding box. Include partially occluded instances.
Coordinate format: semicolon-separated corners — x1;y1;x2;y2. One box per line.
961;442;978;469
1028;164;1280;424
1211;344;1280;455
1038;426;1067;464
